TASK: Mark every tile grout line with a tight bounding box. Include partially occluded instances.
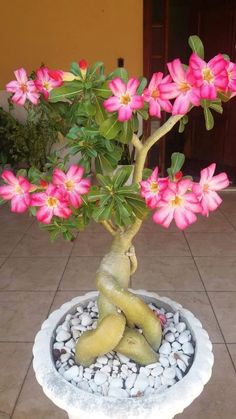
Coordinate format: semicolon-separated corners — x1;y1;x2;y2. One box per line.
219;208;236;232
10;235;76;418
183;231;236;375
0;219;35;268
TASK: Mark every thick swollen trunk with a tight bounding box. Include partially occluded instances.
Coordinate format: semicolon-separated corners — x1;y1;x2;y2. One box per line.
75;235;162;367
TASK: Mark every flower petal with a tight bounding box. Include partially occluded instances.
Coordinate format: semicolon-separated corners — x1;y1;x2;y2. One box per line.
118;106;132;121
109;78;126;96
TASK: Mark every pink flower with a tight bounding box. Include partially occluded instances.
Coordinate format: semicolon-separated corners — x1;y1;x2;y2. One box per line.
6;68;40;105
140;167;168;209
103;77;144;121
35;67;63;99
193;163;229;216
143;72;175;117
0;170;33;212
226;61;236;94
30;184;72;224
79;59;88;70
189;53;228;99
53;165;91;209
153;179;202;230
164;59;201;115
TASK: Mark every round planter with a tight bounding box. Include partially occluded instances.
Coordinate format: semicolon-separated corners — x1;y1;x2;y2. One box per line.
33;290;214;419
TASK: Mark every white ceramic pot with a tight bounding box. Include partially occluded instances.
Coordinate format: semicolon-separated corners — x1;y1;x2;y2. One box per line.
33;290;214;419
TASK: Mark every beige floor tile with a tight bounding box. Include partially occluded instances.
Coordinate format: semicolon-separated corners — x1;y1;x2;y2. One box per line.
131;257;204;291
50;290;83;313
0;232;23;257
0;342;32;416
11;228;74;257
227;344;236;369
12;366;67;419
72;232;112;256
134;232;190;257
59;256;101;290
186;210;234;232
0;208;33;234
162;291;224;343
0;291;54;341
185;232;236;256
219;191;236;213
0;257;68;291
208;292;236;343
176;344;236;419
195;257;236;291
0;412;10;418
0;258;6;267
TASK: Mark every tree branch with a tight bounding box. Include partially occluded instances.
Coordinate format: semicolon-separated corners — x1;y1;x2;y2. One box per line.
100;220;117;236
131;134;143;152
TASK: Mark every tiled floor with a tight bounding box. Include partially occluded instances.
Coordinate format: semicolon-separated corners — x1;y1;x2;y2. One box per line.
0;192;236;418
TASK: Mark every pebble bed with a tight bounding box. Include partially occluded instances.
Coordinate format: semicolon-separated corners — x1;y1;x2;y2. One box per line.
53;299;195;398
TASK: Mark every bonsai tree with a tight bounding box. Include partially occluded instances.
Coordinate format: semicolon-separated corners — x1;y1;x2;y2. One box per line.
0;36;233;367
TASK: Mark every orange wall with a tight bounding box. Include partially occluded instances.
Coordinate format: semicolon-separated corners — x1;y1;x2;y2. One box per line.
0;0;143;88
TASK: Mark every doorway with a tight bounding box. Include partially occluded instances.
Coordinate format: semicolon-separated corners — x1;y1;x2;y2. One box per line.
143;0;236;182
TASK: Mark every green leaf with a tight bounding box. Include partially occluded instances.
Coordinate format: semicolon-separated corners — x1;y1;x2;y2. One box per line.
94;96;107;124
49;81;83;102
99;115;121;140
93;82;111;99
84;101;96;116
218;91;232;102
137;108;149;120
188;35;204;59
209;102;223;114
136;77;147;95
92;201;113;222
110;67;129;83
96;173;113;187
178;115;189;133
222;54;230;61
113;166;133;188
127;197;148;219
70;62;81;76
142;168;152;180
204;107;214;130
0;198;6;206
88;62;104;78
118;120;133;144
17;168;27;177
170;152;185;174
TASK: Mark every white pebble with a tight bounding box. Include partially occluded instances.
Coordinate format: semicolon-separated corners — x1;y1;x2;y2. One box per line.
125;373;137;389
94;371;107;385
97;355;108;365
117;353;130;363
102;382;109;396
78;380;91;392
60;353;70;363
56;330;71;342
91;305;98;313
76;305;83;314
173;312;180;324
151;366;163;377
109;377;123;388
176;322;186;333
146;362;161;369
100;365;111;374
65;314;72;321
159;342;172;355
139;367;150;376
175;367;183;380
179;353;190;366
61;321;70;332
53;342;64;350
182;342;194;355
178;331;190;344
168;354;177;366
177;359;187;372
163;367;176;380
166;312;174;318
71;318;80;326
159;356;169;367
133;373;149;392
112;359;120;366
64;365;79;381
165;333;175;343
89;381;98;392
83;372;92;380
148;375;155;387
108;388;128;398
172;341;182;351
81;313;93;327
65;338;75;349
154;376;162;388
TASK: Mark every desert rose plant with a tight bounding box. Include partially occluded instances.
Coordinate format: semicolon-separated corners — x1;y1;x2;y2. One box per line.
0;36;233;366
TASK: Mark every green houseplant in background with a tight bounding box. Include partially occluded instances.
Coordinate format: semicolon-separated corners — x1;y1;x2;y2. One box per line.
0;36;235;417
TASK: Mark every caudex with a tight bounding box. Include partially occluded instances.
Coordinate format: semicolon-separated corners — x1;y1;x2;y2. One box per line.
0;36;233;366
